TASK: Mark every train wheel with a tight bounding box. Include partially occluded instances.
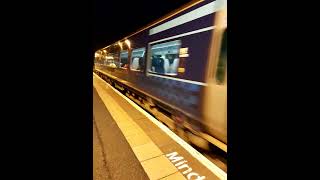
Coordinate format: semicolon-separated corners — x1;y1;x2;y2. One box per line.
208;143;227;160
125;90;130;97
187;131;210;150
172;115;190;143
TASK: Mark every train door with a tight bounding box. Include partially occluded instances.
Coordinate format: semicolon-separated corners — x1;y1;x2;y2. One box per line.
202;7;227;151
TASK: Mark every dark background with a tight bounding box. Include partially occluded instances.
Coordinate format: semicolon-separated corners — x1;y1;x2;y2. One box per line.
93;0;191;51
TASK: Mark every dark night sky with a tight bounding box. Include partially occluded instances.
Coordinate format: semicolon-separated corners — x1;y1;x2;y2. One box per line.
93;0;191;51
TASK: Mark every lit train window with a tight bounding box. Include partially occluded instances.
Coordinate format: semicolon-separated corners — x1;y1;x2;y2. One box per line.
102;52;119;68
130;48;145;71
149;40;181;75
120;51;129;69
215;30;227;84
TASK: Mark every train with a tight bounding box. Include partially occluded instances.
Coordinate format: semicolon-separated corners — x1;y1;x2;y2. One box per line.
94;0;227;152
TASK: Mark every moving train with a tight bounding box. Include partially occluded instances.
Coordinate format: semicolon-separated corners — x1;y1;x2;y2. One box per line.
94;0;227;152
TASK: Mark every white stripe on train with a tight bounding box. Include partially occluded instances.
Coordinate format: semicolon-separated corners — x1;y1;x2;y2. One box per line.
149;0;225;35
149;26;215;45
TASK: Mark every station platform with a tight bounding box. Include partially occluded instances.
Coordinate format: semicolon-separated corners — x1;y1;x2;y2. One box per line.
93;72;227;180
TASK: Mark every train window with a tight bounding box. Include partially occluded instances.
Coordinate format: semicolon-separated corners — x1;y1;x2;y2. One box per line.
120;51;129;69
103;52;119;68
215;30;227;84
130;48;145;71
149;40;181;75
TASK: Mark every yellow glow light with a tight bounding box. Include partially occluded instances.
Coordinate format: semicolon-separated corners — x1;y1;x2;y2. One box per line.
125;39;131;49
118;41;123;50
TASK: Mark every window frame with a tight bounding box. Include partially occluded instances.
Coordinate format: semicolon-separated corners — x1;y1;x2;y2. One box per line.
119;50;129;69
214;29;227;85
147;39;182;77
129;47;146;72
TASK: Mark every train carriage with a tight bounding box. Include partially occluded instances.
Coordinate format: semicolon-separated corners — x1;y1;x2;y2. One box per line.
94;0;227;152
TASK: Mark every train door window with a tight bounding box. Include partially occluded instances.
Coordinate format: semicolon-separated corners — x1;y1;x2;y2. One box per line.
148;40;181;75
130;48;145;71
215;29;227;85
120;51;129;69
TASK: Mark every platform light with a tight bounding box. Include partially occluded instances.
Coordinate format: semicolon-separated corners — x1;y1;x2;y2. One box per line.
125;39;131;49
118;41;123;50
